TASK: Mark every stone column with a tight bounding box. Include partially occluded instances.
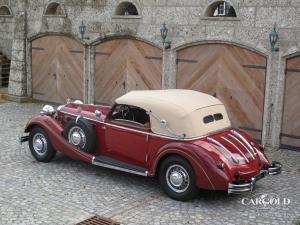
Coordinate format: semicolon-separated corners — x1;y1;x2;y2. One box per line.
83;44;89;103
162;48;177;89
88;45;95;104
26;38;32;97
7;12;29;102
262;51;284;150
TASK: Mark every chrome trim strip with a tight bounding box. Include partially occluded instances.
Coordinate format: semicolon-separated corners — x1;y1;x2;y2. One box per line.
220;136;249;163
92;157;148;177
207;137;239;164
114;119;145;127
230;130;257;157
228;134;255;160
60;110;207;141
61;111;104;124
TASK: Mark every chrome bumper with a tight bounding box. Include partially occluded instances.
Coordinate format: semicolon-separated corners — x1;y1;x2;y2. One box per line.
228;161;282;194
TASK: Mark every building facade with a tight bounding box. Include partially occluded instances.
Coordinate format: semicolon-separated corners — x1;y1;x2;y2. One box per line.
1;0;300;151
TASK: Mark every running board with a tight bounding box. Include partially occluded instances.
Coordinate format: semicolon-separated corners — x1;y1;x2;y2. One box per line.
92;155;148;177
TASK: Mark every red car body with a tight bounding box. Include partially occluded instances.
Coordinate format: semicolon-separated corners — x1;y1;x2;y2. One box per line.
21;90;281;200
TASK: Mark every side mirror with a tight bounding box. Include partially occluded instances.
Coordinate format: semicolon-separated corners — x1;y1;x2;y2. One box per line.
95;110;102;118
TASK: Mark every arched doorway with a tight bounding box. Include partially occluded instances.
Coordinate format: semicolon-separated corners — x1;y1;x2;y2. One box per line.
94;38;162;104
176;43;267;141
281;55;300;151
31;35;84;103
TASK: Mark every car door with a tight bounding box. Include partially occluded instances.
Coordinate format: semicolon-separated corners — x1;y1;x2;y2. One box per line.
103;105;150;168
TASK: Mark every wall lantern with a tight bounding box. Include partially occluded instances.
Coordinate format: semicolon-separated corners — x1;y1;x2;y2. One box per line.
79;21;86;40
269;24;279;52
160;23;171;49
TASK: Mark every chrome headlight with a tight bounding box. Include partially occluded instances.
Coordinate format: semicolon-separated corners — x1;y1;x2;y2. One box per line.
41;105;55;116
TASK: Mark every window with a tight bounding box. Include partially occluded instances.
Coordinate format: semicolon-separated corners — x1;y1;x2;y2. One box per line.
205;1;237;17
0;6;12;16
203;113;224;124
44;2;65;16
111;105;150;127
115;2;139;16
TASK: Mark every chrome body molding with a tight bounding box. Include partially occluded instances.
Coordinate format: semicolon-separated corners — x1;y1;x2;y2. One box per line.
228;133;255;160
59;110;209;141
207;137;239;164
92;157;149;177
220;136;249;163
230;130;257;156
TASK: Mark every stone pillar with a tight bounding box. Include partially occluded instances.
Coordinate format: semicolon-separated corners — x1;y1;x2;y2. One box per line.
7;12;29;102
88;45;95;104
262;51;285;150
83;44;89;103
26;38;32;97
162;48;177;89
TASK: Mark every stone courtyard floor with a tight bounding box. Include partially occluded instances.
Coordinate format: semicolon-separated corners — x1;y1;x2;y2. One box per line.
0;102;299;225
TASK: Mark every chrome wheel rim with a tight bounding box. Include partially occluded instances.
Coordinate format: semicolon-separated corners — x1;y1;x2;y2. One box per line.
166;164;190;193
68;126;86;149
32;133;47;156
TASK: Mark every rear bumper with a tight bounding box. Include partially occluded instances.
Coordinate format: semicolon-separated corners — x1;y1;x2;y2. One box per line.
228;161;282;194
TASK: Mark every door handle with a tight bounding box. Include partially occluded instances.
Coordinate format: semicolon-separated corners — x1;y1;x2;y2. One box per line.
102;126;107;130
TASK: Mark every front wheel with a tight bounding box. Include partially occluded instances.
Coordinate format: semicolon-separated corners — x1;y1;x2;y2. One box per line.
159;156;198;201
29;126;56;162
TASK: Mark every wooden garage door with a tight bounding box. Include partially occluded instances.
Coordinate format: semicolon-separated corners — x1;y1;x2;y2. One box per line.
281;56;300;151
31;35;84;103
177;44;267;141
94;39;162;104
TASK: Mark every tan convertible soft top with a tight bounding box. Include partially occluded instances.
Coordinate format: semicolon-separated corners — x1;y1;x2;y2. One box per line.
116;89;231;138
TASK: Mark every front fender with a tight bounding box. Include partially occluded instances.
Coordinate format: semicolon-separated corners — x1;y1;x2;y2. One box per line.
149;142;231;191
24;115;93;163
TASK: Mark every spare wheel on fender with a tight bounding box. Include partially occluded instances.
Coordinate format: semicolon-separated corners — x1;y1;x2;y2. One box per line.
63;118;97;153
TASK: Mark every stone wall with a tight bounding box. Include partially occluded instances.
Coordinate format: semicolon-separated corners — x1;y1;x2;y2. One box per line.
2;0;300;149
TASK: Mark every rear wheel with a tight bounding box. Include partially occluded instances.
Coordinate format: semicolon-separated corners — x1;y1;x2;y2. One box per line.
159;156;198;201
29;126;56;162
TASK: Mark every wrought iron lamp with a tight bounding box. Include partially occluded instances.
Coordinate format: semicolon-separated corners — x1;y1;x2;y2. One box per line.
79;21;86;40
269;24;279;52
160;23;171;49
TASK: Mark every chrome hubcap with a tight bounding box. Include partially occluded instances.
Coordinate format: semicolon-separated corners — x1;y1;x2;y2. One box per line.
166;164;190;193
33;133;47;156
68;126;86;149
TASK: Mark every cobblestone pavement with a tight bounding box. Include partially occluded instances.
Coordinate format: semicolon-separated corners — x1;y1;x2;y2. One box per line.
0;103;299;225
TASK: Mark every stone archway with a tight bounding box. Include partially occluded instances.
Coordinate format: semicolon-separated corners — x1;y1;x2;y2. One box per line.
31;35;84;103
94;38;163;104
176;43;267;141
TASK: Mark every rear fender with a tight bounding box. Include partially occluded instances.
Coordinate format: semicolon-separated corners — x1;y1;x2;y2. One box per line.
25;115;93;163
150;142;230;190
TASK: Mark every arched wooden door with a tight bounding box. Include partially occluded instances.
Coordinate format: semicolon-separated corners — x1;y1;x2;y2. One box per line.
177;44;267;141
31;35;84;103
94;39;162;104
281;56;300;150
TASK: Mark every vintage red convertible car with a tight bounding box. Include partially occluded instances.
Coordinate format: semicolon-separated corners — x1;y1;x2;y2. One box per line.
21;90;281;201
